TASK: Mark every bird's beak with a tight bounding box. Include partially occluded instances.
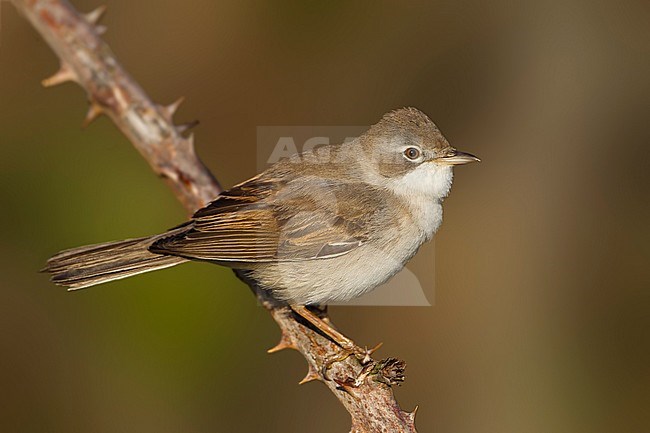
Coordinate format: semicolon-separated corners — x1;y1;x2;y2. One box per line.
435;150;481;165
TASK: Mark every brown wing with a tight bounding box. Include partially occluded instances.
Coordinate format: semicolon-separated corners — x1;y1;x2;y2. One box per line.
150;173;374;265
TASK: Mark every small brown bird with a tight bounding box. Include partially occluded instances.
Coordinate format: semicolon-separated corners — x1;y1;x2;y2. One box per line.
44;107;479;353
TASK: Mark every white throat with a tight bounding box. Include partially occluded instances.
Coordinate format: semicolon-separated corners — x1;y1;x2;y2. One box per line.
386;163;453;239
387;163;453;200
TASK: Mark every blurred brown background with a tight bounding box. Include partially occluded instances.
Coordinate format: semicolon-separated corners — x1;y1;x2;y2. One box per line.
1;1;648;432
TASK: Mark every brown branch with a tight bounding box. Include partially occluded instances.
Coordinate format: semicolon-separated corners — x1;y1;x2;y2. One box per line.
11;1;418;431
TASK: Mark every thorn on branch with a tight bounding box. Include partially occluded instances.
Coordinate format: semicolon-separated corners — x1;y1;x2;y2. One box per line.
83;6;107;34
82;103;103;127
84;5;107;25
42;63;77;87
179;134;199;156
161;97;185;121
176;120;200;135
298;365;321;385
402;405;418;427
409;405;419;422
267;333;296;353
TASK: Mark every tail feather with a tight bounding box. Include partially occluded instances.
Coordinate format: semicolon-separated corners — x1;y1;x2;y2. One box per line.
44;233;188;290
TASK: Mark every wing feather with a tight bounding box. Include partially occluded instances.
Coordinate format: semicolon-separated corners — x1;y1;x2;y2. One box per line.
150;174;377;264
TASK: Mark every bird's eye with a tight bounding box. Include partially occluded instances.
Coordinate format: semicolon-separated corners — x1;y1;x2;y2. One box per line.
404;147;421;160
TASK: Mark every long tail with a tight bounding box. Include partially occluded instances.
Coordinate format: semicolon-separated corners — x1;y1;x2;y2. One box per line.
43;232;188;290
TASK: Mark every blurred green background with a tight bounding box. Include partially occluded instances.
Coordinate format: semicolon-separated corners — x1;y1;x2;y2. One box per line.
1;0;648;432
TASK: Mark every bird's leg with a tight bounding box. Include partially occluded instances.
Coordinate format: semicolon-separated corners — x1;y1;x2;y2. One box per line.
290;304;382;378
309;304;332;325
290;304;358;351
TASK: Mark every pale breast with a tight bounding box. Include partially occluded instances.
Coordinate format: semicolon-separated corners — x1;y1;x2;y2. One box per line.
252;202;440;305
253;243;408;304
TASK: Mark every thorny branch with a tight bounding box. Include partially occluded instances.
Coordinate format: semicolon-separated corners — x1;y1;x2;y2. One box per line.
11;1;418;431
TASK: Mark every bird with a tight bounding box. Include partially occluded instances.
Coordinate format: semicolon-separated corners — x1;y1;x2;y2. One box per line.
43;107;479;355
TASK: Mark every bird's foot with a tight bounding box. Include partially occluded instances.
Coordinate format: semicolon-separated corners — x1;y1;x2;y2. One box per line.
321;341;383;380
